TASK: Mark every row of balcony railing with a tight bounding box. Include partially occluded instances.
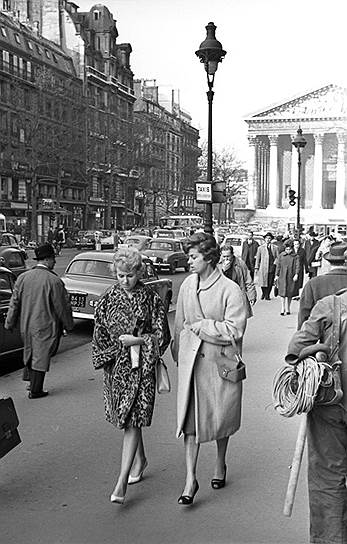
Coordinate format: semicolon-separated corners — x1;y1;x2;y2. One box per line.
86;66;134;96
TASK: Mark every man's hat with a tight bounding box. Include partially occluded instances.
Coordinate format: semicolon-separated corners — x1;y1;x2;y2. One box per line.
263;232;274;239
323;241;347;263
34;243;56;260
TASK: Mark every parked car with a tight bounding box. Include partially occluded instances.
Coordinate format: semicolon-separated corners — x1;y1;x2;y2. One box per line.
142;238;189;273
122;235;152;251
220;233;264;257
75;230;96;250
153;229;187;241
75;230;115;250
0;246;27;277
0;232;28;260
61;251;173;320
0;266;23;358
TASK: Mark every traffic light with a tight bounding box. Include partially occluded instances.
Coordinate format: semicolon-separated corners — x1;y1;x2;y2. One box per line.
288;189;297;206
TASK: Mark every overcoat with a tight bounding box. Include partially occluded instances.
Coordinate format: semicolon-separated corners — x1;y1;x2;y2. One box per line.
297;267;347;329
255;243;279;287
5;266;73;372
171;268;247;443
276;251;300;298
92;282;171;429
222;258;256;318
304;238;320;274
241;239;259;272
293;246;306;289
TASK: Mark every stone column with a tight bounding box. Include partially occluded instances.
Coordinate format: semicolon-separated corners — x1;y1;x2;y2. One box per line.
247;135;257;209
335;132;346;209
312;133;323;209
267;135;278;208
291;140;298;192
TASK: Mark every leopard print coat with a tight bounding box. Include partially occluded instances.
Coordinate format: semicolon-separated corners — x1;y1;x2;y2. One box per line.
92;282;171;428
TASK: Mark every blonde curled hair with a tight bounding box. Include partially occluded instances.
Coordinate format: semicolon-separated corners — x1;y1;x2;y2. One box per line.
111;247;143;275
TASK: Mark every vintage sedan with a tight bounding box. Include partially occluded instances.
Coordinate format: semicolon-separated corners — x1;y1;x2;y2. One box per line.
0;232;28;260
0;246;27;277
122;235;152;251
0;266;23;358
142;238;189;273
61;251;173;320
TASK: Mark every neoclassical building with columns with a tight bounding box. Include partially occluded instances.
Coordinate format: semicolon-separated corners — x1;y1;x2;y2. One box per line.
244;84;347;231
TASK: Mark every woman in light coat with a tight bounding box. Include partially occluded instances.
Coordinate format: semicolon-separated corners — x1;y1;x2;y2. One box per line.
171;233;247;505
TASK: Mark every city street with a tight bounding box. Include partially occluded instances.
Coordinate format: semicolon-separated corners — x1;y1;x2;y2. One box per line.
0;288;309;544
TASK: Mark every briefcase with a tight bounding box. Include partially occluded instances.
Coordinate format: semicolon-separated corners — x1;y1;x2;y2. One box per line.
0;397;21;459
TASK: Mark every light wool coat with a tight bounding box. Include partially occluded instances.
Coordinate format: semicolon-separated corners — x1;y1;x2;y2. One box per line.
171;268;247;443
255;242;279;287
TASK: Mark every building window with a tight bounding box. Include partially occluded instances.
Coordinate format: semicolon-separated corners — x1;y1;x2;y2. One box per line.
52;53;58;63
45;50;51;59
27;40;33;50
94;10;101;20
1;28;6;38
14;33;20;44
36;45;42;55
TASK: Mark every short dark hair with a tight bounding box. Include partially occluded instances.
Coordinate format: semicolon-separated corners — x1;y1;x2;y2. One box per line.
183;232;220;267
284;239;294;249
221;244;234;255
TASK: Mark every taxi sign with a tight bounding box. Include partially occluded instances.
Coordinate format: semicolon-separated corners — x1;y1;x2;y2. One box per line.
196;182;212;203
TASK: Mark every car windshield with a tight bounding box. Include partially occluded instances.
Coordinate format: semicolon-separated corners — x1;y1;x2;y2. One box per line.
67;259;113;277
149;241;174;251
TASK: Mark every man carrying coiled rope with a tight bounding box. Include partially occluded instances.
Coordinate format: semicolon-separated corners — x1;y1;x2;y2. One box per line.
285;289;347;544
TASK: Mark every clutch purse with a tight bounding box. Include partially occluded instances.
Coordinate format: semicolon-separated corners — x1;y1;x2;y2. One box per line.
0;397;21;459
155;358;171;394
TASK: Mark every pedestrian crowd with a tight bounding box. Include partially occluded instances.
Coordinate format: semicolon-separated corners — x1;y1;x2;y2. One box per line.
3;225;347;544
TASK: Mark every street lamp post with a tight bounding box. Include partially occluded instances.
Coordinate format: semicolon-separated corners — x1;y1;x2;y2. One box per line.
196;22;226;235
292;127;307;234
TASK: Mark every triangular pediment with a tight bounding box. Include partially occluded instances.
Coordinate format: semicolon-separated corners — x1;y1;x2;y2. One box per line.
246;84;347;120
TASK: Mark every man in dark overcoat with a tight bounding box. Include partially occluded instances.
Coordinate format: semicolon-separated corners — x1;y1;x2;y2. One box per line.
303;230;320;279
241;231;259;279
298;241;347;329
5;243;73;398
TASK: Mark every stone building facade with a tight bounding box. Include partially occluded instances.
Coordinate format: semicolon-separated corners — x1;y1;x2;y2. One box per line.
245;84;347;234
133;79;200;225
0;7;85;240
0;0;200;236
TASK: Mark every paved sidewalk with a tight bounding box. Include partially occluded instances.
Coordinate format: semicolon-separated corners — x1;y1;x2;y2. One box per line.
0;300;309;544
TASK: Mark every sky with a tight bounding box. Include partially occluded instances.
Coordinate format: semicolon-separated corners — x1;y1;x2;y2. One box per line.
75;0;347;162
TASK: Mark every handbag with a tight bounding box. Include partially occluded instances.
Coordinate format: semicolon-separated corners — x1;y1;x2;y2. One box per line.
0;397;21;459
215;337;246;383
155;358;171;394
274;279;279;297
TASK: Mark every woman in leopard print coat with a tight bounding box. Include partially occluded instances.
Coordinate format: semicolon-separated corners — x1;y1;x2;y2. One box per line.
92;247;171;503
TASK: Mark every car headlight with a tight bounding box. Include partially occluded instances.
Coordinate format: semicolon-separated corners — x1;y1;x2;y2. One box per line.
162;255;169;263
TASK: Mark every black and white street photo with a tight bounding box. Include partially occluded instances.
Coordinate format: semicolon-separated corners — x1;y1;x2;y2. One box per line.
1;1;347;543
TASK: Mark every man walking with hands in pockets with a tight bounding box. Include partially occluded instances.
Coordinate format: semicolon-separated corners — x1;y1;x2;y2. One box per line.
5;243;73;398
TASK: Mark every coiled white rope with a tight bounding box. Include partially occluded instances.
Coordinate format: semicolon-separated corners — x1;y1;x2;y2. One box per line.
272;357;330;417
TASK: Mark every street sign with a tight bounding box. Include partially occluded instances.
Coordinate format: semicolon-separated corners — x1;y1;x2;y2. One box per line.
196;182;212;203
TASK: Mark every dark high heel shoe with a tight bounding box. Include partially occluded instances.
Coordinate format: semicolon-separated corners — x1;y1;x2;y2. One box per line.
211;465;227;489
177;481;199;505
